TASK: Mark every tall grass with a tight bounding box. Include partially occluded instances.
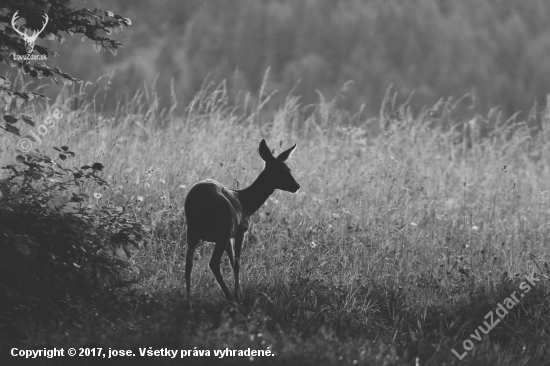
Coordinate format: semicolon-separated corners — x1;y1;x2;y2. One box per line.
1;80;550;365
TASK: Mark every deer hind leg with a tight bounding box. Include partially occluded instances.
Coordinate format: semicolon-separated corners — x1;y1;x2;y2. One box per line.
185;233;199;310
210;240;235;303
225;240;235;269
233;231;245;303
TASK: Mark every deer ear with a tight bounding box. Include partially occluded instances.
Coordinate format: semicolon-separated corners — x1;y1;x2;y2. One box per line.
259;139;274;162
277;143;296;162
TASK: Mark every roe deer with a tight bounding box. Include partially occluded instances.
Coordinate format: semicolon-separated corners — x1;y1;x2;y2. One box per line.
184;139;300;309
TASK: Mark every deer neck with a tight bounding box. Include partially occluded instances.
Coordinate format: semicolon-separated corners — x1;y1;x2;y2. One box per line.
238;170;275;216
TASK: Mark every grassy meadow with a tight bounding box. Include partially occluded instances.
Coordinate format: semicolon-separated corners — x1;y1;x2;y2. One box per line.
2;81;550;366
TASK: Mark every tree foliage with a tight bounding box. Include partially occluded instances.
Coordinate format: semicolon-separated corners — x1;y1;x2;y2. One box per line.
0;0;130;103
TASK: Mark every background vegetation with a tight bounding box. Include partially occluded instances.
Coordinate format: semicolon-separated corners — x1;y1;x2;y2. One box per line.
3;0;550;123
1;80;550;365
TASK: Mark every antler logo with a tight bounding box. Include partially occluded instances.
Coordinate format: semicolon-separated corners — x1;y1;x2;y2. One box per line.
11;10;49;54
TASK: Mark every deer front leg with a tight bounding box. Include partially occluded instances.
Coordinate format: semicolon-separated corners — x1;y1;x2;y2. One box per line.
233;231;245;303
210;240;235;303
225;240;235;269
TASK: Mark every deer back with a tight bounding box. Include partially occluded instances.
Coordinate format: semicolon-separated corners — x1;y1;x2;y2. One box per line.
184;179;248;242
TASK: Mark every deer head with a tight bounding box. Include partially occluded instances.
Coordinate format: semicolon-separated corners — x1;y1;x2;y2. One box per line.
258;139;300;193
11;11;49;54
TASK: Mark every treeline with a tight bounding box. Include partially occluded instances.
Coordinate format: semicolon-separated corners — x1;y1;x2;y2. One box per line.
3;0;550;119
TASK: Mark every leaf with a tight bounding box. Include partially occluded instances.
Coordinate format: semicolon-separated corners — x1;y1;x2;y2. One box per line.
59;154;67;161
81;165;91;170
15;155;25;163
21;115;35;127
91;163;104;171
92;42;102;53
115;246;127;258
61;203;77;213
5;124;20;136
0;77;11;87
106;10;114;17
70;195;84;203
35;2;50;12
3;115;17;124
61;146;69;151
54;196;69;206
15;242;31;256
26;134;39;142
15;91;30;101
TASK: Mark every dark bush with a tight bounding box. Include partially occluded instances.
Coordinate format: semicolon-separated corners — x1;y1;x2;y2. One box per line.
0;148;144;336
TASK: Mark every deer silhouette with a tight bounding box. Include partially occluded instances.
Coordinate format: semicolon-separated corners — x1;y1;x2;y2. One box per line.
184;139;300;309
